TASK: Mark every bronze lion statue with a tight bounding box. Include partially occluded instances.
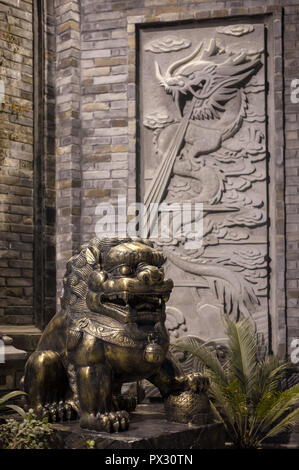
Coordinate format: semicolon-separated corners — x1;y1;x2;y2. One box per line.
24;237;209;432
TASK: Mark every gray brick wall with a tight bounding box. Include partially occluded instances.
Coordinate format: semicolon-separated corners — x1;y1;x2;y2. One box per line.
284;2;299;357
55;0;81;310
0;0;34;324
0;0;56;327
0;0;297;363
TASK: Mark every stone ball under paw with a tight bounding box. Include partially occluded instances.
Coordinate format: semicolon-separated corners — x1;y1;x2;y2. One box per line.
164;390;213;426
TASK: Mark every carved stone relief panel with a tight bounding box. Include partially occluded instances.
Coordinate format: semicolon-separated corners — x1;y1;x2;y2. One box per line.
138;22;268;347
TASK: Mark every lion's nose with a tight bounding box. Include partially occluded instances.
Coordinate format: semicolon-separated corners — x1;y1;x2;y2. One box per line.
137;266;164;285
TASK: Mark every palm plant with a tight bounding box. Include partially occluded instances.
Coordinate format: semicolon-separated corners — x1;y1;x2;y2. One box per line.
0;391;27;418
172;317;299;449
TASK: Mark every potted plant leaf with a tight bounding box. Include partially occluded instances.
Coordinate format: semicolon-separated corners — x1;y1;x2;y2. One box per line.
172;317;299;449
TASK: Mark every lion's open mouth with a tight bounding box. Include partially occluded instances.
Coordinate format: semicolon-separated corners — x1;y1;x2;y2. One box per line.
99;292;169;324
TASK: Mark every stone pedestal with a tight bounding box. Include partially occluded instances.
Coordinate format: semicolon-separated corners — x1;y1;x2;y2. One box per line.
50;403;225;449
0;334;27;395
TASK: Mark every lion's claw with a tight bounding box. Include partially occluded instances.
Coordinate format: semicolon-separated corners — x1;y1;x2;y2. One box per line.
185;372;209;393
80;410;129;433
35;400;78;422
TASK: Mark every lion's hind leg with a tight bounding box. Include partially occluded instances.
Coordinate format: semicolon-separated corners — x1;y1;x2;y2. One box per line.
24;350;77;422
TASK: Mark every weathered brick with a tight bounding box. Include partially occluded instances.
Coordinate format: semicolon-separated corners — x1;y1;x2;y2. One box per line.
95;57;127;67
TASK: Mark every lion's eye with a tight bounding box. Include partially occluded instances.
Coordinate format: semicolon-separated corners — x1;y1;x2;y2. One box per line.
120;265;132;276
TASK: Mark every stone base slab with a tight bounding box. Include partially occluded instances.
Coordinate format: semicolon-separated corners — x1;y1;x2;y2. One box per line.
50;404;225;449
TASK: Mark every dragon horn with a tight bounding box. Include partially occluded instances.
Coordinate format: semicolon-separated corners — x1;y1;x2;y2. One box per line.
202;38;217;59
155;61;164;83
166;41;204;76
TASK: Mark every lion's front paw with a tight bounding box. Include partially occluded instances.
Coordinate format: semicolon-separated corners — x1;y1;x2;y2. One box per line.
34;400;79;422
80;410;129;433
185;372;209;393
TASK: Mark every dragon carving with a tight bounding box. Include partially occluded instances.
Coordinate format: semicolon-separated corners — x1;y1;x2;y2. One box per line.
23;237;210;432
144;38;262;222
142;36;265;331
154;38;261;146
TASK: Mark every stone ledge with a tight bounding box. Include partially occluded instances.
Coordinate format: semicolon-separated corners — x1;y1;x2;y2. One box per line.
50;404;225;449
0;324;42;353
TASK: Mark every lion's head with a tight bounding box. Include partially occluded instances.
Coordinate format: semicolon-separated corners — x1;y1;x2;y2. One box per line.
61;237;173;326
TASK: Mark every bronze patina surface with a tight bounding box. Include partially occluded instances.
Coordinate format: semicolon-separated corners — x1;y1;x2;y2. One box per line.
24;237;210;432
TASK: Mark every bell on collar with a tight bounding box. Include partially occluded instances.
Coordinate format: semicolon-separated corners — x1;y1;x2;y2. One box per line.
144;333;164;364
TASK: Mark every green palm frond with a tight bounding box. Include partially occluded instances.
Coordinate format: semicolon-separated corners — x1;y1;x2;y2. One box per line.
0;391;26;406
249;356;293;410
254;385;299;434
261;404;299;442
4;404;27;418
0;391;27;418
207;378;240;438
173;335;227;384
173;316;299;448
225;317;257;394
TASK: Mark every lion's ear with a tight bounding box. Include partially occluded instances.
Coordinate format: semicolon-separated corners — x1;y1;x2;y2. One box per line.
86;246;100;265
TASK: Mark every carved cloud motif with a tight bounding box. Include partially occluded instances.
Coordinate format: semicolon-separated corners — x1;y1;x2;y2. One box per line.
143;112;174;130
216;24;254;37
144;36;191;53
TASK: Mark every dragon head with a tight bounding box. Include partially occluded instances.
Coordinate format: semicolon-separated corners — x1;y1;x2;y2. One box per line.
155;38;261;119
155;42;209;111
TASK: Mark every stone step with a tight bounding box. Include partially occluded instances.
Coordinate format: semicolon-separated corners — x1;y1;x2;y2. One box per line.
0;324;42;353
